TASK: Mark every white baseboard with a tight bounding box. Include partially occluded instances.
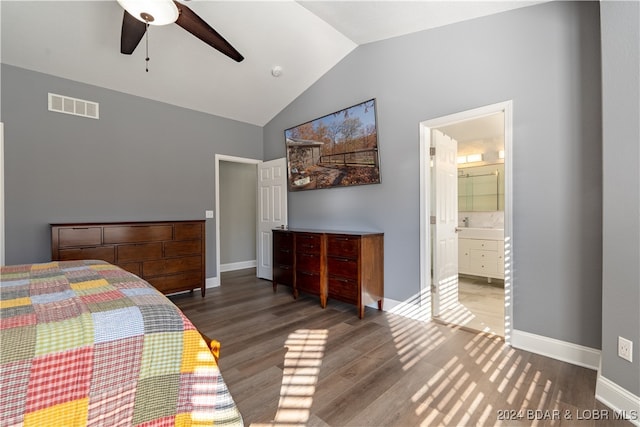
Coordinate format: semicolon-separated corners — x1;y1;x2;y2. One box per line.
206;277;220;288
511;329;601;370
364;296;433;322
596;374;640;426
220;260;256;272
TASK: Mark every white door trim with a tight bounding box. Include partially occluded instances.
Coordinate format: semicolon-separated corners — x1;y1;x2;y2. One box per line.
419;100;514;344
214;154;261;287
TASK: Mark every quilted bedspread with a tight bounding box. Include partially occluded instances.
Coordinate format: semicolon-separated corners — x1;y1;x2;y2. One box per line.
0;260;243;427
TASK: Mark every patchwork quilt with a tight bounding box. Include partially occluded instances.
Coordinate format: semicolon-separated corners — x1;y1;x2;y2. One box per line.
0;260;243;426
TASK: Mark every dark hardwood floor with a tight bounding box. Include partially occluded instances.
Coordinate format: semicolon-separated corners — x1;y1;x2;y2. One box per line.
170;269;629;427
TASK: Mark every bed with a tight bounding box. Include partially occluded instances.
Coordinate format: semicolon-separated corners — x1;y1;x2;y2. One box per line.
0;260;243;426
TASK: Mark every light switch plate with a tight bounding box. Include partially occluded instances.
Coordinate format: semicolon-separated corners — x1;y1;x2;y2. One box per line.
205;210;214;219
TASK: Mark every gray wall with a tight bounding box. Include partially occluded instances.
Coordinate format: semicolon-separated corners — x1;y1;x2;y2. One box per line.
220;160;257;265
264;1;603;349
1;64;263;277
600;1;640;395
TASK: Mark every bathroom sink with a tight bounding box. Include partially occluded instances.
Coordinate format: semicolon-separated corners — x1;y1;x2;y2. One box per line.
457;227;504;240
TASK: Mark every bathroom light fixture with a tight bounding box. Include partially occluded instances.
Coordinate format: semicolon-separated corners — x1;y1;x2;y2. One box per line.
117;0;179;26
466;153;483;163
458;153;484;164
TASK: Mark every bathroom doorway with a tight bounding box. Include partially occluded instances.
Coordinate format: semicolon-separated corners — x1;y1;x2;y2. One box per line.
420;101;513;342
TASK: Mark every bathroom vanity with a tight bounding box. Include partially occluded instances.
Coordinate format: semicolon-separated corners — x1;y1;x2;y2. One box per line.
458;227;504;281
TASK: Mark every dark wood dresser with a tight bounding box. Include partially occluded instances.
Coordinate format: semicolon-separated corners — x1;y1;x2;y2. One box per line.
272;228;383;318
51;220;206;296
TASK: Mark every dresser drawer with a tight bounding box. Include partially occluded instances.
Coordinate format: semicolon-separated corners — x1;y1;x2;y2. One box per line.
117;242;162;262
469;250;499;273
327;235;360;258
58;227;102;248
143;256;201;276
295;233;322;254
296;252;321;273
146;271;203;294
118;262;141;277
274;247;294;264
295;271;321;294
164;240;201;257
104;225;173;244
273;230;293;250
328;276;358;303
327;256;358;279
59;246;115;263
274;264;294;285
174;223;203;240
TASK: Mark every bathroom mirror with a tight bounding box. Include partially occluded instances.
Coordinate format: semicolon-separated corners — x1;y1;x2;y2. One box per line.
458;163;505;211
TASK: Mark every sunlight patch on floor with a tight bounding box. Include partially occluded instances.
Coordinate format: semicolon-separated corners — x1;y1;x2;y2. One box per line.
257;329;328;427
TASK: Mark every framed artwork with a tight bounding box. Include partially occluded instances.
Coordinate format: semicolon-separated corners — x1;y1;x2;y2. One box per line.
284;99;380;191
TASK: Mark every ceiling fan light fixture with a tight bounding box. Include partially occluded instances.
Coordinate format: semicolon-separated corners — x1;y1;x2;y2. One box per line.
117;0;179;26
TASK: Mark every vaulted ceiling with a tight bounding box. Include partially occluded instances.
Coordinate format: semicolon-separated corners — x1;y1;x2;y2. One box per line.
1;1;544;126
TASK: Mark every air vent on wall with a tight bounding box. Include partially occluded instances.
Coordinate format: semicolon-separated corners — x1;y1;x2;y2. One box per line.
48;93;99;119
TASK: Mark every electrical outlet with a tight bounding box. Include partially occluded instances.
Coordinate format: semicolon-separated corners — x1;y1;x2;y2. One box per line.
618;336;633;362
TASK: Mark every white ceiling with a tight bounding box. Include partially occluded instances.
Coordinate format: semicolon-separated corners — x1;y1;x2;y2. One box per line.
439;112;504;156
1;0;544;126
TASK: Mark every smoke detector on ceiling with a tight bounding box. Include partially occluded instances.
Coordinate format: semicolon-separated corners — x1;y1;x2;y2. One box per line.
271;66;283;77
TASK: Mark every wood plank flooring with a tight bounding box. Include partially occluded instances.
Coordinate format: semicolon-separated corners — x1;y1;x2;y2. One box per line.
170;269;629;427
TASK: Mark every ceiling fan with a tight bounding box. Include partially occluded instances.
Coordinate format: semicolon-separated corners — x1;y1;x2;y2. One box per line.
117;0;244;63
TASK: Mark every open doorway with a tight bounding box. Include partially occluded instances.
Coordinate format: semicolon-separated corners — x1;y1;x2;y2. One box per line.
214;154;261;286
219;159;258;272
420;101;513;343
437;113;505;336
214;155;288;286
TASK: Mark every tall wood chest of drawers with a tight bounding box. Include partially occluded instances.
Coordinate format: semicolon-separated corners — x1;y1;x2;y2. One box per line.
51;220;206;296
272;228;383;318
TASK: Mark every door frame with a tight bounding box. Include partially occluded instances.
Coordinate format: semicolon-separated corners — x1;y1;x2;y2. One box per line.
419;100;513;344
214;154;261;286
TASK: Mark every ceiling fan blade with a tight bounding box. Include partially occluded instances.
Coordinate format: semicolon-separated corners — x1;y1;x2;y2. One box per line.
121;10;147;55
174;1;244;63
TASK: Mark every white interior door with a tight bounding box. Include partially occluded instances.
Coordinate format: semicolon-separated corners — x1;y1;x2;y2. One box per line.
432;129;459;316
257;158;288;280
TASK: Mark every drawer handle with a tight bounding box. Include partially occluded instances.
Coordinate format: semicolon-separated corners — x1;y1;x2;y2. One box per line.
335;277;351;283
335;237;350;241
72;227;91;230
337;257;351;262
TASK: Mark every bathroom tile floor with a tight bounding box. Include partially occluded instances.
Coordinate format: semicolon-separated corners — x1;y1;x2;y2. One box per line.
435;275;505;337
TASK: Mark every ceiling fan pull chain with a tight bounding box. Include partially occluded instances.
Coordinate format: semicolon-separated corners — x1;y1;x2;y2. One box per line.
145;22;150;72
